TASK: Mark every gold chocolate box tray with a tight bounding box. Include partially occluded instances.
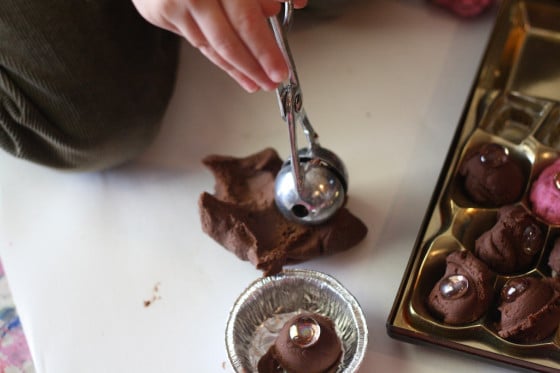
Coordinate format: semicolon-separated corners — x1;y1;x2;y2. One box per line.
387;0;560;371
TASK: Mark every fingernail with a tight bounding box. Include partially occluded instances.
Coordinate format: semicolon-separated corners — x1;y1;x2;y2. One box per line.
270;68;288;83
262;81;279;92
241;80;259;93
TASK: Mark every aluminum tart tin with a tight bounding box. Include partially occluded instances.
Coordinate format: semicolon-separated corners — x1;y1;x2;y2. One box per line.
387;0;560;371
226;269;368;372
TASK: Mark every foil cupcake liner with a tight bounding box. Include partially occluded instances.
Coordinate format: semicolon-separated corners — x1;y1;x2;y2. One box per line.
225;269;368;372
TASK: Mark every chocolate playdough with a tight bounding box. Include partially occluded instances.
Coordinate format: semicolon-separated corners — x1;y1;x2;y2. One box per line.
459;143;525;206
498;276;560;343
474;205;544;274
428;250;496;325
257;312;342;373
198;148;367;275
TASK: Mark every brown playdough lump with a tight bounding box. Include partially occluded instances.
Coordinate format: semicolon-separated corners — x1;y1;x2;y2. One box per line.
257;312;342;373
428;250;495;325
474;205;544;274
498;276;560;343
198;148;368;276
458;143;525;206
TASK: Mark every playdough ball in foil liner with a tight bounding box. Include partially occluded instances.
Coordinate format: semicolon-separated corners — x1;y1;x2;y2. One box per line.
225;269;368;372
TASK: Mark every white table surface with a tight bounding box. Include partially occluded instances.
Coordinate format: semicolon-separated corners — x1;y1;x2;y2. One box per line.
0;1;518;372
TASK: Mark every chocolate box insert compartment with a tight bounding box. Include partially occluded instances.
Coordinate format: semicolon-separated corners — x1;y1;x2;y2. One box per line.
535;105;560;148
448;133;533;208
478;92;552;143
506;2;560;102
387;0;560;371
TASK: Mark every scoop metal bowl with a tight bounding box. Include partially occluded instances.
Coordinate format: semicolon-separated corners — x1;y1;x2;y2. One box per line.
275;147;348;224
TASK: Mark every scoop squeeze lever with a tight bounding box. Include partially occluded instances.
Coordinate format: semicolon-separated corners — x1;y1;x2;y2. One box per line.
270;1;348;225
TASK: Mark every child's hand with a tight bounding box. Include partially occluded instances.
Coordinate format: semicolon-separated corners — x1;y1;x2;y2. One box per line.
132;0;308;92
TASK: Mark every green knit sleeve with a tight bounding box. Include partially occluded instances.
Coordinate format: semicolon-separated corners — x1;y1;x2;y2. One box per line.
0;0;179;170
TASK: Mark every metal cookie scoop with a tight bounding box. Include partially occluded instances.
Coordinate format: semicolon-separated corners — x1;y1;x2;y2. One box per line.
271;1;348;225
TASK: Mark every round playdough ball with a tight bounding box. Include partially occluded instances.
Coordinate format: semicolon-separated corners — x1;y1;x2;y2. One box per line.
428;250;495;325
530;158;560;225
257;312;342;373
459;143;525;206
498;276;560;343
